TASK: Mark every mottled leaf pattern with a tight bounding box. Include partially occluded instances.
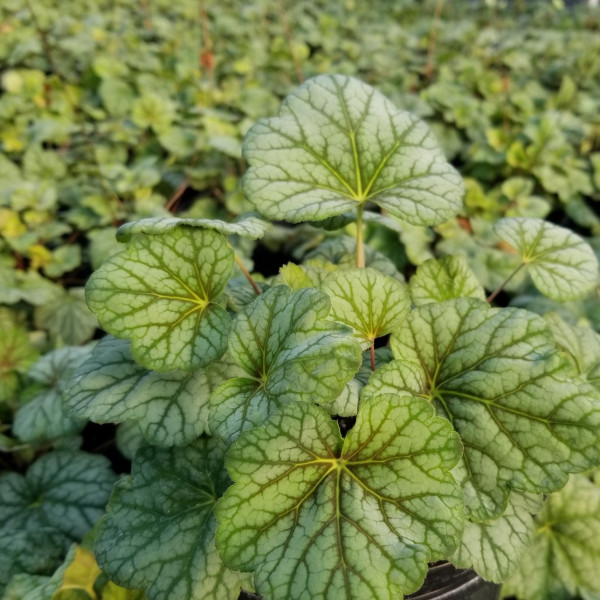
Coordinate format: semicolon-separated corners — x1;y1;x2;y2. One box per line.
95;438;251;600
216;396;463;600
321;267;410;348
409;254;485;305
86;227;234;372
494;217;599;300
364;299;600;520
243;74;464;224
65;336;212;447
209;286;362;443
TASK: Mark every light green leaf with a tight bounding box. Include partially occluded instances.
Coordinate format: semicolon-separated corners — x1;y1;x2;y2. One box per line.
13;346;93;444
65;336;212;447
0;325;38;402
502;475;600;600
99;78;135;117
0;269;62;306
363;299;600;520
86;227;234;372
545;312;600;392
216;396;463;600
42;245;82;278
321;267;410;348
131;94;176;134
243;74;464;225
209;286;362;443
494;217;599;301
305;236;403;280
451;492;542;582
95;438;251;600
34;287;98;345
409;255;485;305
116;214;271;243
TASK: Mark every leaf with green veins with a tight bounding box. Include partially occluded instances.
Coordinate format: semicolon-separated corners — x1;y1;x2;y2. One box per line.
409;255;485;305
0;451;116;592
502;475;600;600
34;287;98;345
13;346;93;443
64;336;212;447
116;214;271;243
321;267;410;349
545;312;600;392
94;438;252;600
216;396;464;600
494;217;599;301
242;74;464;225
86;227;234;372
209;285;362;444
305;236;403;280
451;491;542;582
363;298;600;521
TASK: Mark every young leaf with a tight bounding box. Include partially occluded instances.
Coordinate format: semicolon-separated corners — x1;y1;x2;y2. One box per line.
94;438;251;600
65;336;212;447
216;396;464;600
451;492;542;582
243;74;464;225
86;227;234;372
502;475;600;600
13;346;93;444
209;286;362;443
494;217;599;301
363;299;600;521
116;214;271;243
409;255;485;305
321;267;410;349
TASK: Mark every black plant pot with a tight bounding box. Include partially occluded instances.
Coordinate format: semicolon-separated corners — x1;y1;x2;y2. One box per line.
238;563;501;600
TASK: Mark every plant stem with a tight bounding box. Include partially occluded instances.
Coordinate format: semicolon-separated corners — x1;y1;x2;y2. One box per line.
370;344;376;371
165;177;190;212
486;261;525;303
425;0;445;80
234;253;261;295
356;204;365;268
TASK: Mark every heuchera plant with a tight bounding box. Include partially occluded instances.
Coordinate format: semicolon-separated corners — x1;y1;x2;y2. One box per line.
61;75;600;599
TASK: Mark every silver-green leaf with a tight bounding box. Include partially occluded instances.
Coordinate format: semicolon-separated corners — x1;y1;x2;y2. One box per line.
86;227;234;372
216;396;464;600
243;74;464;225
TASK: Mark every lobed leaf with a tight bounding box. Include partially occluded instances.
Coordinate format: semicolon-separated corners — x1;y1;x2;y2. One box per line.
216;396;463;600
321;267;410;349
86;227;234;372
409;254;485;305
243;74;464;225
65;336;212;447
116;214;271;243
209;285;362;443
494;217;599;301
95;438;251;600
363;298;600;520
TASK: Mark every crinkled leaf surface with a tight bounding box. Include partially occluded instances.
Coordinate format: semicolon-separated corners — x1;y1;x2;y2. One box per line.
86;227;233;372
363;299;600;520
13;346;93;444
502;475;600;600
116;214;270;242
216;396;463;600
65;336;211;447
243;74;464;225
209;286;362;443
95;438;251;600
494;217;599;301
321;267;410;349
545;312;600;392
451;491;542;582
409;255;485;305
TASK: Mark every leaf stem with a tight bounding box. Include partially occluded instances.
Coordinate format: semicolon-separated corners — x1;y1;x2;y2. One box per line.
356;204;365;268
234;253;261;295
425;0;445;80
370;344;376;371
486;261;525;303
